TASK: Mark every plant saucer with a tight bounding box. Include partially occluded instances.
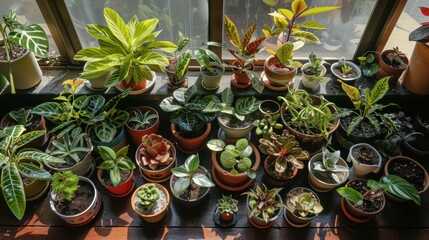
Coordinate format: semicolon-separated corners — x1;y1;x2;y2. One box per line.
211;166;254;192
115;71;156;95
174;140;207;154
261;71;294;91
247;213;273;229
26;180;50;202
213;208;238;227
217;128;251;141
201;79;219;91
231;74;251;89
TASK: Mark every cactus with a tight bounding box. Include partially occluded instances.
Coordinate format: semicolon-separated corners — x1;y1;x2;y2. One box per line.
137;184;160;208
139;134;174;170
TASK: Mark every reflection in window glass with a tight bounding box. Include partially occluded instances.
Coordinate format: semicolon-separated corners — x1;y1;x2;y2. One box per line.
223;0;376;60
65;0;208;50
0;0;59;56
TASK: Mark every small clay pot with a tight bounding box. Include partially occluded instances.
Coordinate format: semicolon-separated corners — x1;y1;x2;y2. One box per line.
171;123;211;153
131;183;170;223
97;168;135;197
376;49;408;86
125;106;160;146
258;99;280;118
264;56;297;87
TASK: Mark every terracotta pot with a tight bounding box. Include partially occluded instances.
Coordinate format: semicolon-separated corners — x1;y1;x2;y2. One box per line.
97;168;135;197
258;99;280;118
347;143;382;180
246;193;283;228
50;176;102;226
285;187;321;227
376;49;408;86
264;158;298;188
384;156;429;195
171;123;211;153
211;139;260;187
403;42;429;95
301;62;326;89
308;153;349;192
125;106;160;146
135;138;176;182
131;183;170;223
220;212;235;222
0;50;42;90
264;56;297;87
201;63;224;90
217;114;254;139
87;126;127;153
340;179;385;223
20;159;49;200
121;79;147;90
231;61;253;88
1;108;48;149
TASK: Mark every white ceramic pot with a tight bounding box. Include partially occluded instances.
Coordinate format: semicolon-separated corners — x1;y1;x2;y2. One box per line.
308;153;349;192
82;62;112;90
201;62;224;90
347;143;381;179
301;62;326;89
0;50;42;90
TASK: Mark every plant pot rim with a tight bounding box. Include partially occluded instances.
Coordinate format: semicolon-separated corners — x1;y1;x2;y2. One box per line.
384;156;429;194
96;166;133;188
200;62;225;76
339;116;379;139
308;152;349;187
380;49;409;69
330;60;362;81
301;62;327;76
263;157;298;181
217;113;254;131
0;48;31;64
286;187;321;221
403;132;429;155
169;166;211;202
135;137;176;173
50;176;99;218
131;183;170;218
344;178;386;215
171;122;211;140
258;99;280;116
125;106;159;131
348;143;382;167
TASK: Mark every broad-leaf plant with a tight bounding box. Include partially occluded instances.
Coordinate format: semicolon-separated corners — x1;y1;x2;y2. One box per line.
97;145;135;187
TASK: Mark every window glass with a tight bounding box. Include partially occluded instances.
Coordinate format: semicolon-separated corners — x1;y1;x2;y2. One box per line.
65;0;209;50
223;0;377;60
0;0;59;56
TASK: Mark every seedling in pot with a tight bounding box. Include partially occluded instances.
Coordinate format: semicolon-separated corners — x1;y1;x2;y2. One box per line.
51;171;80;204
312;148;349;183
217;194;239;221
207;138;256;179
341;63;353;76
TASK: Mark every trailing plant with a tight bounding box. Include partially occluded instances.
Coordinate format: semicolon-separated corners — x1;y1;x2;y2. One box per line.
97;145;135;187
170;154;214;196
159;85;221;133
74;7;177;87
241;184;285;223
139;134;174;170
253;113;283;140
337;175;421;206
217;194;239;215
47;132;92;165
278;88;338;140
0;125;64;219
287;192;323;218
137;183;160;208
8;108;34;128
312;147;349;183
358;52;380;78
224;15;266;93
128;108;158;130
259;130;309;178
51;171;80;203
207;138;256;179
337;76;399;136
0;9;48;94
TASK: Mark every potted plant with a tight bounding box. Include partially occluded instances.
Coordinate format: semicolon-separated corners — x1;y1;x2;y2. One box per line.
0;107;48;148
258;99;280;117
376;46;408;86
357;52;380;79
215;194;239;224
49;171;102;225
207;138;260;191
414;110;429;138
384;156;429;198
135;134;176;182
170;154;214;206
285;187;323;227
159;85;220;152
131;183;170;223
242;183;285;229
223;15;265;93
403;6;429;94
197;42;224;90
335;77;399;148
337;175;420;223
216;88;261;139
347;143;382;179
331;58;362;83
262;0;339;90
308;148;349;192
258;130;309;187
0;125;64;219
97;145;136;197
279;88;339;153
0;9;48;93
45;132;94;176
166;33;191;88
73;8;177;91
301;52;327;89
253;113;283;140
125;106;159;146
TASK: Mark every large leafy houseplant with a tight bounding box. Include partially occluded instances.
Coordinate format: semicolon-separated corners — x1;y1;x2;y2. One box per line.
0;125;64;219
0;9;48;94
73;7;177;88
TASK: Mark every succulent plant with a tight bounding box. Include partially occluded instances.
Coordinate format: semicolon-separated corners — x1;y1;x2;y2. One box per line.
137;184;160;208
217;194;239;215
312;148;349;183
207;138;256;179
242;184;285;223
288;192;323;218
253;113;283;140
128;109;158;130
48;132;92;164
51;171;80;202
139;134;174;170
258;130;309;178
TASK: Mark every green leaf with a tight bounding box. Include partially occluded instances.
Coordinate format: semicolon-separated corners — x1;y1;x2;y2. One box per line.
14;130;45;149
296;20;326;30
276;43;294;66
224;15;242;49
292;0;308;15
98;146;116;162
18;162;51;180
207;139;225;152
347;115;364;135
177;34;190;52
192;173;215;188
173;177;190;195
195;49;210;68
116;146;129;158
370;77;390;104
94;123;117;143
103;8;130;49
336;187;363;204
299;6;340;17
159;97;182;112
291;30;320;44
221;88;234;107
110;166;121;187
9;24;48;57
171;167;189;178
98;161;116;170
339;80;361;110
1;164;25;219
381;175;421;205
186;154;200;173
18;150;65;164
